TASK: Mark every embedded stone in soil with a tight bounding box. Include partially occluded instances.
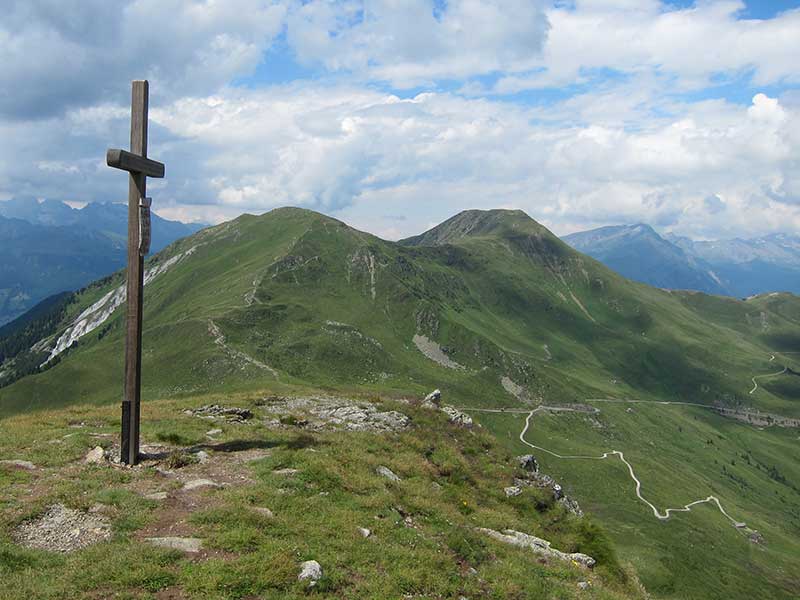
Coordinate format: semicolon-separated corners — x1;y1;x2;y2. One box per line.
0;459;36;470
145;537;203;553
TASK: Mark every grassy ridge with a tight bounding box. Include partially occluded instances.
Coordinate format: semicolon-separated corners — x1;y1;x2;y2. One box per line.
0;393;644;600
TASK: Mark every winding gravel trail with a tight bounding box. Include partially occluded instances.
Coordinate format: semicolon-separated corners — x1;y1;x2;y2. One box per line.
457;354;792;528
517;408;747;526
749;359;788;395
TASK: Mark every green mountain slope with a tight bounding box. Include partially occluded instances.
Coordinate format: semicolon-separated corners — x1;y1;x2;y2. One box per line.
1;207;799;598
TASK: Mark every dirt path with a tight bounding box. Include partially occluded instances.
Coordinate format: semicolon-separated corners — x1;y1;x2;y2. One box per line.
207;319;279;377
458;353;794;530
455;402;754;532
749;363;788;395
517;408;748;527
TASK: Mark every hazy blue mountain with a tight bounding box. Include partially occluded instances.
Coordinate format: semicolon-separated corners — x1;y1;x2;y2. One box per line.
0;199;205;325
0;198;75;225
562;224;728;295
564;224;800;298
668;233;800;297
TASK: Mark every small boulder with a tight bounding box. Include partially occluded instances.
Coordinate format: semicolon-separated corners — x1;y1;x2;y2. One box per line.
252;507;275;518
358;527;371;538
273;468;299;476
0;459;36;471
516;454;539;473
504;486;522;497
206;428;223;437
195;451;210;463
441;406;473;428
552;483;563;500
749;531;765;545
144;491;168;501
571;553;596;569
182;479;221;491
577;581;590;591
298;560;323;586
558;495;584;517
424;389;442;405
145;537;203;553
84;446;108;465
189;404;253;422
376;465;401;482
477;528;596;569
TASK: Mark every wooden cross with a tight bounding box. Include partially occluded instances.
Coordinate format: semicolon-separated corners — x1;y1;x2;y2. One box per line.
106;80;165;465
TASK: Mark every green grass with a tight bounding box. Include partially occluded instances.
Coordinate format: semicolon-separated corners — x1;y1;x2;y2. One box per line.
481;403;800;599
0;394;643;600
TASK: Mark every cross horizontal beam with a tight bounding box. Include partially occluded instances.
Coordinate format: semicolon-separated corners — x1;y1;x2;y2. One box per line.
106;148;165;178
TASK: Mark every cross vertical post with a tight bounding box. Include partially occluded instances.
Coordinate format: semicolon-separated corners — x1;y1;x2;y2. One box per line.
107;80;165;465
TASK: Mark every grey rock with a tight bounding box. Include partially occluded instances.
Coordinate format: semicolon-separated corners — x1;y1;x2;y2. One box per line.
424;389;442;405
749;531;765;544
252;507;275;518
0;459;36;470
376;465;401;482
358;527;371;538
84;446;108;465
477;528;595;569
146;537;203;553
298;560;323;586
182;478;221;491
504;486;522;497
188;404;253;422
558;496;584;517
273;468;299;476
553;483;563;500
441;405;473;427
577;581;590;591
531;472;555;488
195;451;210;463
262;396;410;433
144;491;169;501
206;428;223;437
516;454;539;473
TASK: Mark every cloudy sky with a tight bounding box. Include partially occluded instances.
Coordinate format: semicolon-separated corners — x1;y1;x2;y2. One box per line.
1;0;799;240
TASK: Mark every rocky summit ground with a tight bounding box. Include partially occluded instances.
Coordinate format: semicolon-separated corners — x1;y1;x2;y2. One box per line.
0;390;645;600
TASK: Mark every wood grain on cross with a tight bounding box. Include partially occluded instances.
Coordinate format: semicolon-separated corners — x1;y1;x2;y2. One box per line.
106;80;165;465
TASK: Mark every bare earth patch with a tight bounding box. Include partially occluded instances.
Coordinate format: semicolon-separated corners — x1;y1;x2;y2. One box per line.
13;504;111;552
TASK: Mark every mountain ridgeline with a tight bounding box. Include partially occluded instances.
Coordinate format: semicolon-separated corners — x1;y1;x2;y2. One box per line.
1;208;799;599
2;207;798;413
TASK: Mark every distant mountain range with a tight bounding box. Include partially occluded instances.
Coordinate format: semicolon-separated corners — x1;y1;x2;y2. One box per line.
0;198;204;325
563;224;800;297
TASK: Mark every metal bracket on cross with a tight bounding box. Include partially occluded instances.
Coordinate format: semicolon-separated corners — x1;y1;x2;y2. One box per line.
139;197;152;256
